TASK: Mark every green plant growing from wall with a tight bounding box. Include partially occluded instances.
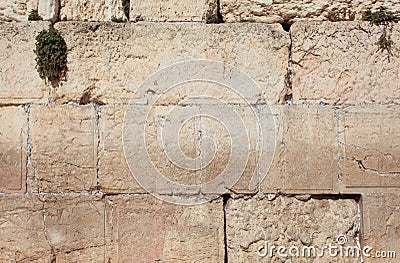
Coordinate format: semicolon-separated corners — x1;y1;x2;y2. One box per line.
28;9;43;21
34;26;68;85
362;7;400;61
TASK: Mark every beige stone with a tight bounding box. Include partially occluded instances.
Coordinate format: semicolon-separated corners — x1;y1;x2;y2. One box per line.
53;22;289;105
0;0;38;21
361;194;400;262
29;105;98;193
339;106;400;194
105;195;224;262
130;0;217;22
0;106;27;193
221;0;400;23
38;0;59;22
0;22;50;104
60;0;126;21
0;195;51;262
292;21;400;105
226;195;360;262
261;105;339;194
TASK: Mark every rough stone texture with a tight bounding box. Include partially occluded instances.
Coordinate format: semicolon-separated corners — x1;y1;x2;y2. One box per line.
221;0;400;23
53;22;289;105
0;0;38;21
227;196;360;262
105;195;224;262
0;106;27;193
0;22;50;104
130;0;217;22
99;105;145;193
0;195;105;262
339;106;400;194
262;105;339;194
38;0;59;22
361;194;400;262
291;21;400;105
28;105;98;193
60;0;126;21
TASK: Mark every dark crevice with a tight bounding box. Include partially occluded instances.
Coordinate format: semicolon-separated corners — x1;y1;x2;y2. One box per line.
217;0;224;23
222;194;231;263
280;20;291;32
284;25;293;105
310;194;361;202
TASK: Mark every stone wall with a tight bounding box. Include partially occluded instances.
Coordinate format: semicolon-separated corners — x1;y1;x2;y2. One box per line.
0;0;399;262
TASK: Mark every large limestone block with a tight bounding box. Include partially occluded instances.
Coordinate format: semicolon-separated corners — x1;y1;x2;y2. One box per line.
28;105;98;193
0;22;50;104
361;194;400;262
292;21;400;105
60;0;126;21
221;0;400;23
226;196;360;262
130;0;217;22
0;106;27;193
339;106;400;193
105;195;224;262
0;194;105;262
53;22;289;105
0;195;51;262
261;105;339;194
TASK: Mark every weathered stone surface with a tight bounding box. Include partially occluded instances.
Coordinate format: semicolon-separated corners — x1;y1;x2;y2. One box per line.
99;105;146;193
221;0;400;23
29;105;97;193
0;106;27;193
262;105;339;194
42;195;105;262
0;22;50;104
60;0;126;21
339;106;400;194
130;0;217;22
38;0;59;22
0;195;51;262
53;22;289;105
105;195;224;262
361;194;400;262
227;196;359;262
0;0;38;21
292;21;400;105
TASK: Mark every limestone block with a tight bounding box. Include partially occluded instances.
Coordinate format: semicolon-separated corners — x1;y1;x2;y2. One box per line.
0;22;50;104
0;106;27;193
0;0;38;21
105;195;224;262
60;0;126;21
292;21;400;105
221;0;400;23
130;0;217;22
53;22;289;105
38;0;59;22
28;105;98;193
0;195;51;262
361;193;400;262
261;105;339;194
226;196;359;262
339;106;400;193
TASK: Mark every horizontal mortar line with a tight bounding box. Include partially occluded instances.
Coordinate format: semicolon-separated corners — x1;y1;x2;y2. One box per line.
345;186;400;188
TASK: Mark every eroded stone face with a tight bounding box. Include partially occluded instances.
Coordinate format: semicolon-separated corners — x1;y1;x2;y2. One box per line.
130;0;217;22
262;105;339;194
0;106;27;193
0;0;38;21
226;196;360;262
0;22;49;104
361;194;400;263
28;105;97;193
53;22;289;105
291;21;400;105
221;0;400;23
339;106;400;193
105;195;224;262
59;0;126;21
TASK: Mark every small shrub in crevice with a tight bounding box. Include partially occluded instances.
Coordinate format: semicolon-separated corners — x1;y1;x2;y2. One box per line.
34;26;68;85
28;9;43;21
362;7;400;61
